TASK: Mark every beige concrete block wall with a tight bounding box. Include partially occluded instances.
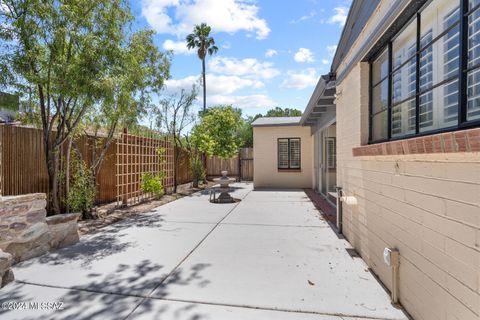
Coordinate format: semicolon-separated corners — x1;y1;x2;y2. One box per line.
253;125;313;189
336;62;480;320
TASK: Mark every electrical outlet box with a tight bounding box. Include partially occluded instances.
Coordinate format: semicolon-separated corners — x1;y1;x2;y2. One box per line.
383;248;399;267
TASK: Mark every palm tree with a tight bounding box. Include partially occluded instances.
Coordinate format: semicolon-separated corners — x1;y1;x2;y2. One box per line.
186;23;218;112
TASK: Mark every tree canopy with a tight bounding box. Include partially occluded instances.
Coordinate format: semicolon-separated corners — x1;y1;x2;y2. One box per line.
265;107;302;117
0;0;170;213
191;105;242;159
237;107;302;148
186;23;218;111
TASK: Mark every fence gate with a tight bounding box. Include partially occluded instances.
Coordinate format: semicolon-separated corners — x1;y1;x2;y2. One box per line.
239;148;253;181
116;129;174;207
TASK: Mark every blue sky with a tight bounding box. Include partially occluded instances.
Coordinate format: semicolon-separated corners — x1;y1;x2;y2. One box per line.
129;0;351;117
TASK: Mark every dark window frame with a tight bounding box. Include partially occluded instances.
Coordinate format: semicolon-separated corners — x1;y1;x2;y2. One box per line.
277;138;301;170
368;0;480;144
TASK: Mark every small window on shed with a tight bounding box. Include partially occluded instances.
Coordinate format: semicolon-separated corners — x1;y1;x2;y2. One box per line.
277;138;301;170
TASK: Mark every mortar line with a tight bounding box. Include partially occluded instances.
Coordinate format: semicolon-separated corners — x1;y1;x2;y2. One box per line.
123;189;252;320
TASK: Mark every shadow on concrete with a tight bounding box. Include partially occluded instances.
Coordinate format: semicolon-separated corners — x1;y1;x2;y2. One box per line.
17;213;168;269
0;261;213;320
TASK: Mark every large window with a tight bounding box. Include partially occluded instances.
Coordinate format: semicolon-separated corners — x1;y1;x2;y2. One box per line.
369;0;480;143
278;138;301;169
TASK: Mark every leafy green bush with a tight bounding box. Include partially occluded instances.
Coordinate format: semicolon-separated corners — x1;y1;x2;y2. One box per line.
140;172;165;198
190;156;205;187
67;158;96;218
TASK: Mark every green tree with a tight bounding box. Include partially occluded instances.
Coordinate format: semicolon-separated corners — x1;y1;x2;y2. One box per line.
265;107;302;117
0;0;135;214
237;114;262;148
191;106;242;159
186;23;218;112
73;29;170;214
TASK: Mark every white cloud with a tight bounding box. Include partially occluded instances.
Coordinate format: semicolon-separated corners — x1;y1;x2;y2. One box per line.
327;45;337;57
163;75;201;94
162;39;194;55
265;49;277;58
208;56;280;79
281;68;318;90
209;94;276;108
141;0;270;39
328;7;348;27
222;42;231;49
294;48;315;63
164;74;264;95
321;59;330;65
289;10;316;24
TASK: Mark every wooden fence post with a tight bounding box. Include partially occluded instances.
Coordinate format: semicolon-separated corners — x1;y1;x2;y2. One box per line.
238;149;241;182
122;128;128;206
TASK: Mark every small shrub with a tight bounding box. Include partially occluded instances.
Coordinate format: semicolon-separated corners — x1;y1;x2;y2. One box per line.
67;158;96;218
190;156;205;187
140;172;165;198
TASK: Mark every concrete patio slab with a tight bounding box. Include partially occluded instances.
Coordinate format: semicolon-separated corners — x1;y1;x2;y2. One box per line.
0;282;142;320
128;298;380;320
2;184;407;320
12;216;216;297
223;200;324;227
151;197;236;224
245;189;311;202
150;223;406;320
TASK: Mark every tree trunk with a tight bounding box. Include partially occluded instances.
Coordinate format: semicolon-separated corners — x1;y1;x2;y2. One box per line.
202;58;206;112
65;137;73;213
85;169;97;220
202;57;207;178
202;153;207;183
46;148;61;215
173;145;178;193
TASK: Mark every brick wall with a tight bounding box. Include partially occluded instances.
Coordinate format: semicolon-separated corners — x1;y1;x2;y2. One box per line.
336;62;480;320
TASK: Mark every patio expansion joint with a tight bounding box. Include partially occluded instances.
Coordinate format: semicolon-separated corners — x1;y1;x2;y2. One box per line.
13;280;148;299
158;220;218;225
143;296;405;320
123;188;253;320
220;222;331;228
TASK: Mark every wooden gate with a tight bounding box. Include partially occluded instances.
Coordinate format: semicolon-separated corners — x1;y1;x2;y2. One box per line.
206;148;253;181
239;148;253;181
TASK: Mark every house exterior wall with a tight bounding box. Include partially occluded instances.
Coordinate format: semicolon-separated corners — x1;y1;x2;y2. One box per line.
253;125;313;189
336;53;480;320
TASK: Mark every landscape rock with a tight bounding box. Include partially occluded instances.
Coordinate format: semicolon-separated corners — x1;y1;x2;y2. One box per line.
47;213;80;249
0;250;14;288
0;194;80;267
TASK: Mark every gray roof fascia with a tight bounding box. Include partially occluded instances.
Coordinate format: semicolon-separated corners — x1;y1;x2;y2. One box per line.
331;0;381;72
332;0;411;84
300;74;334;125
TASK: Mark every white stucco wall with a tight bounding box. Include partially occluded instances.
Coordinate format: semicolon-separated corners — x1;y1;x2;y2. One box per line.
253;125;313;189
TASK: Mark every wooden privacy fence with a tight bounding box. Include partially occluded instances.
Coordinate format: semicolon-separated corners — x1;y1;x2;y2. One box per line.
0;125;117;204
206;148;253;181
177;148;193;185
116;130;174;206
0;125;181;209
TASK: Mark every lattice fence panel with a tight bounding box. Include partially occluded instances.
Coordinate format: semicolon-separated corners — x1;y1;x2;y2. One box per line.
116;130;174;206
